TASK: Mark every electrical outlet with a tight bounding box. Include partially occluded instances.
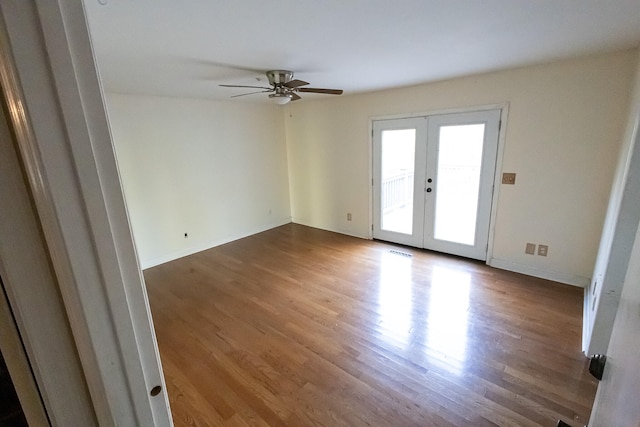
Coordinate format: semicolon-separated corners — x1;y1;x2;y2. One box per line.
347;213;352;221
525;243;536;255
502;172;516;185
538;244;548;256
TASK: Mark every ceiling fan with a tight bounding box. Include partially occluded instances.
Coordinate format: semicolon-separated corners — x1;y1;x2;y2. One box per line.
219;70;343;104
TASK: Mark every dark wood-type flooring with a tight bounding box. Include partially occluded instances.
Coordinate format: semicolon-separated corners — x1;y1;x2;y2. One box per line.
144;224;597;427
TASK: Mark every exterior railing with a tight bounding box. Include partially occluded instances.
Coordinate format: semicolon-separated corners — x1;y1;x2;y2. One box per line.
382;171;414;213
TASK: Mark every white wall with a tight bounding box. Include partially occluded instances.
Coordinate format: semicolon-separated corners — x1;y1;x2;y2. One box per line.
285;50;637;286
585;48;640;355
106;94;291;268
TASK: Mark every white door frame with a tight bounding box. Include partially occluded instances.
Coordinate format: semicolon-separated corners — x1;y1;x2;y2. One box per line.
369;104;509;263
0;276;50;426
0;1;172;425
0;104;96;424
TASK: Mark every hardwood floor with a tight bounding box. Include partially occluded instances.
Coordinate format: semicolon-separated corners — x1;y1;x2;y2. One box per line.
144;224;597;427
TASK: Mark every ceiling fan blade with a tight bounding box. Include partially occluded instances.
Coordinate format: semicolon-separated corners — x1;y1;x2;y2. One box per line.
290;92;302;101
229;90;272;98
220;84;272;90
298;88;343;95
284;79;309;89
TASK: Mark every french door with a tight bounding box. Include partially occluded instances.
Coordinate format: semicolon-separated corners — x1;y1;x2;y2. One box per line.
373;109;501;260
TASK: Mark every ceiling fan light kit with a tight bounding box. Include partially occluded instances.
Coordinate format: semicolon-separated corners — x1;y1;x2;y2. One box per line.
220;69;343;104
269;93;292;105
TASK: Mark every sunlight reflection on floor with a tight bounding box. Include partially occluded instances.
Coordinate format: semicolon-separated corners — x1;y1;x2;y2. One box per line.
427;266;471;374
378;251;413;349
377;252;471;374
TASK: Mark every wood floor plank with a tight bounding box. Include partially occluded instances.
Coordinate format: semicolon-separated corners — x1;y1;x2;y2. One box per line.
145;224;597;426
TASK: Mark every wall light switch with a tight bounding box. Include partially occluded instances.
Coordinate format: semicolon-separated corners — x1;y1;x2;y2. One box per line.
538;245;548;257
502;173;516;185
525;243;536;255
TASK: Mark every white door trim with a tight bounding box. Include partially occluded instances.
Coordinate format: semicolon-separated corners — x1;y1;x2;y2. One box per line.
486;104;510;265
0;69;96;425
0;1;172;425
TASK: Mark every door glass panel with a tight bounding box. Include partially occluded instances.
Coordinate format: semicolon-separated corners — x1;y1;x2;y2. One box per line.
433;124;485;245
381;129;415;234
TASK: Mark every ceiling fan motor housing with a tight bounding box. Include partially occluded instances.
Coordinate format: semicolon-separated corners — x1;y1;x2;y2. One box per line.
267;70;294;86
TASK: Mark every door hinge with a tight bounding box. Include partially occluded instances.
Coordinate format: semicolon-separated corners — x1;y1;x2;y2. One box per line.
372;178;374;186
372;224;374;231
498;120;502;131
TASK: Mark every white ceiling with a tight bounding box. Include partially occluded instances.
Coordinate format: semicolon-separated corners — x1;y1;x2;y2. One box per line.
83;0;640;103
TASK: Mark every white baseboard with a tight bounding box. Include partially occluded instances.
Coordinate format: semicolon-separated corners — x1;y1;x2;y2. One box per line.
488;257;590;288
140;218;292;269
141;221;591;289
290;219;370;240
582;287;591;354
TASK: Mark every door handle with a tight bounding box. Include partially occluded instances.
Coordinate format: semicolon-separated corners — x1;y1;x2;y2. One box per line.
426;188;432;193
